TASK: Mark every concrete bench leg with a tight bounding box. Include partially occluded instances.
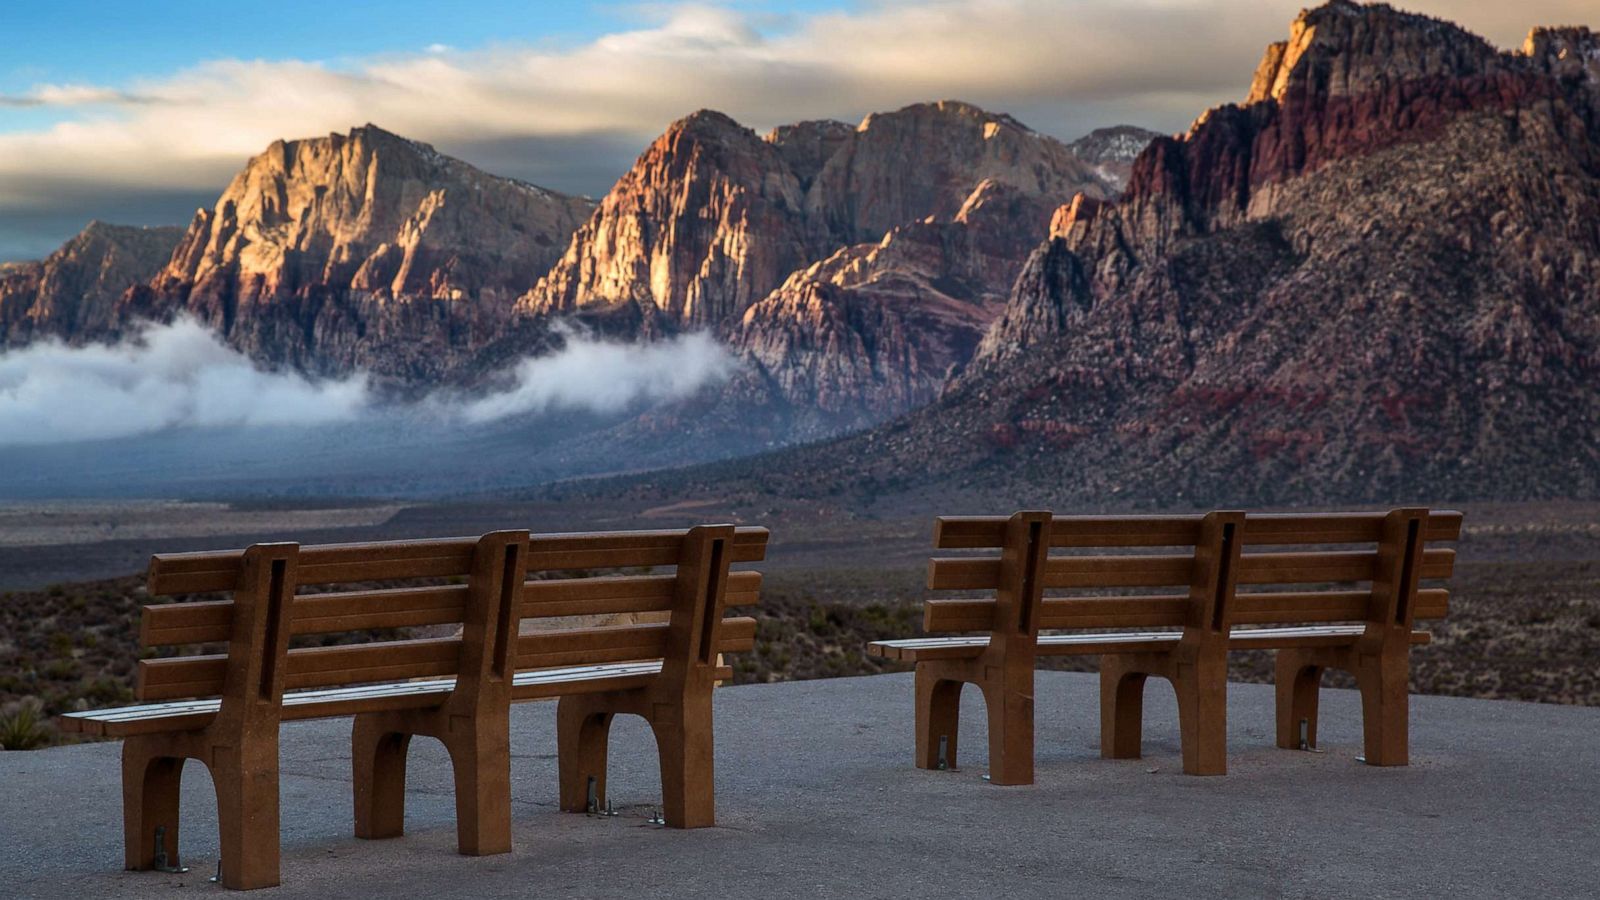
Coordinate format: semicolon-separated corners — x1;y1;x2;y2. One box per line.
1274;646;1410;766
444;713;512;856
1174;655;1228;776
1275;650;1324;751
1102;651;1228;776
652;691;716;829
212;742;282;890
1099;661;1148;761
1355;651;1410;767
121;739;186;873
557;696;616;814
914;664;964;771
353;707;512;856
352;718;412;841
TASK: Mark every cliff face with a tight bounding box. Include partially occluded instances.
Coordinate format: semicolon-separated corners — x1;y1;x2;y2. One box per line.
522;111;829;329
131;125;593;382
0;222;182;347
730;179;1057;431
750;1;1600;505
525;102;1112;332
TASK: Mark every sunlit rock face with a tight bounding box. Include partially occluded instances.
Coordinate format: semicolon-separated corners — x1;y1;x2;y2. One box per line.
772;1;1600;505
0;222;182;347
526;102;1112;327
129;124;593;384
522;110;829;329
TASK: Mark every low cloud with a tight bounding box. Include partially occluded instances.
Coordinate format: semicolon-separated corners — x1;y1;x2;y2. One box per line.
0;319;739;446
4;0;1592;258
452;330;740;423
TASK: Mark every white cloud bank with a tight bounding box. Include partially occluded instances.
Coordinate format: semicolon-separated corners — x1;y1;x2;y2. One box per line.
2;0;1592;227
0;319;737;446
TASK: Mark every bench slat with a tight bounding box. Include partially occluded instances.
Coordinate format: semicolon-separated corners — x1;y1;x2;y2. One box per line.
933;511;1464;551
869;625;1433;662
935;515;1204;549
141;584;474;647
64;661;737;738
523;527;768;572
922;588;1451;634
928;554;1198;591
149;538;480;594
147;527;770;595
521;570;761;618
139;614;758;701
1236;548;1454;585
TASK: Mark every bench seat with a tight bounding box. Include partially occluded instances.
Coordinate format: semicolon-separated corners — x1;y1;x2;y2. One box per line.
869;624;1431;662
59;660;737;738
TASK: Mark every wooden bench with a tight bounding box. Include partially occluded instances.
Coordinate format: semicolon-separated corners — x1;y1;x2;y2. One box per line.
867;508;1461;781
58;524;767;890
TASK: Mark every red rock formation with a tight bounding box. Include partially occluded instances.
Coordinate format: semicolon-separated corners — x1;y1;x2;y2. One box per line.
742;1;1600;505
0;222;181;347
526;102;1113;334
134;124;592;383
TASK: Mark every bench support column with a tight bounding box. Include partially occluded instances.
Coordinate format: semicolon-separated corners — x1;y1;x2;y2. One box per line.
913;665;964;770
554;525;735;828
120;543;299;891
1097;511;1241;776
1273;508;1427;767
349;531;525;857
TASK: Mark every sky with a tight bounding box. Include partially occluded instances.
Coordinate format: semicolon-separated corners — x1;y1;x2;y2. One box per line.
1;0;1595;261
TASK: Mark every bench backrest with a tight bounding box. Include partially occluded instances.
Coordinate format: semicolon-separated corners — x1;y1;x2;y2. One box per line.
138;532;530;718
136;525;769;717
924;508;1461;642
514;526;768;689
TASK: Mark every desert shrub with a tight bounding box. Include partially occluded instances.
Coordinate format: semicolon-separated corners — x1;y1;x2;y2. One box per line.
0;701;51;751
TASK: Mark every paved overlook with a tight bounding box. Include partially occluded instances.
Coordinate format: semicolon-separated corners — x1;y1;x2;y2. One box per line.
3;672;1596;898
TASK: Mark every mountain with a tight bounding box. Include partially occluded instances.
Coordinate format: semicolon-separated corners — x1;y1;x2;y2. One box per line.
654;1;1600;506
0;222;182;347
525;102;1111;333
525;101;1112;443
126;124;594;384
1065;125;1165;190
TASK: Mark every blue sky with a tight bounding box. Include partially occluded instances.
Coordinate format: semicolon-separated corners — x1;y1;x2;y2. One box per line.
0;0;1592;260
0;1;850;95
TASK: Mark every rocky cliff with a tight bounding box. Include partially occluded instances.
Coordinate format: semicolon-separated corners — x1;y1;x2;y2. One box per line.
0;222;182;347
702;1;1600;505
525;102;1111;330
129;125;593;383
729;179;1058;431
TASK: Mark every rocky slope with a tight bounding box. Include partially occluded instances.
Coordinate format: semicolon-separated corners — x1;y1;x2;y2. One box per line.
728;179;1056;431
0;222;182;347
127;125;593;384
1065;125;1165;190
679;0;1600;506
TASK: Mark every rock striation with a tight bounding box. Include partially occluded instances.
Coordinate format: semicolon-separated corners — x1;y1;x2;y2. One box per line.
129;124;593;383
0;222;182;347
